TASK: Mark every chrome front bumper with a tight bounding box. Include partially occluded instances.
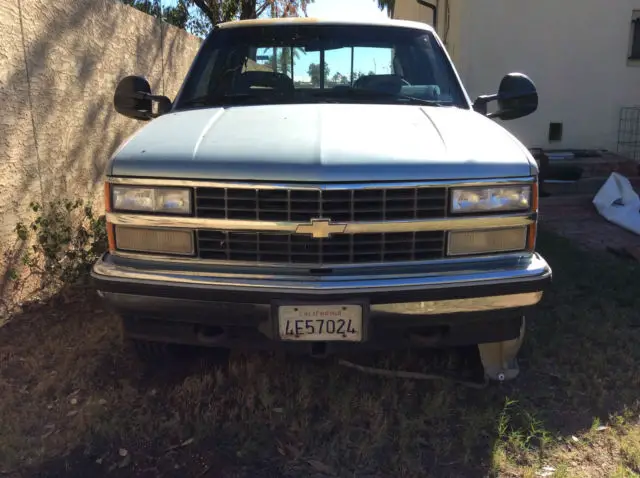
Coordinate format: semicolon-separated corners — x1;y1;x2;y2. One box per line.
92;253;551;349
92;253;551;313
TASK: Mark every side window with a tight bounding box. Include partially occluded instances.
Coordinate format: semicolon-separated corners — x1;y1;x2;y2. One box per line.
252;47;283;74
243;49;274;73
324;46;394;86
295;49;321;87
629;11;640;61
248;47;320;87
352;46;394;81
323;47;353;86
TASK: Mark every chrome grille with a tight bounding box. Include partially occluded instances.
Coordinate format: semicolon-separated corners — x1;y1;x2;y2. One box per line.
195;186;447;221
197;230;446;264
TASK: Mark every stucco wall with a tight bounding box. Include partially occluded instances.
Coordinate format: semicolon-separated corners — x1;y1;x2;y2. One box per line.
393;0;640;152
0;0;202;290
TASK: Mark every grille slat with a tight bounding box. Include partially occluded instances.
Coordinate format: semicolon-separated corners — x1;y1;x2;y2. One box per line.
194;184;447;265
197;230;445;265
196;186;446;222
206;206;447;215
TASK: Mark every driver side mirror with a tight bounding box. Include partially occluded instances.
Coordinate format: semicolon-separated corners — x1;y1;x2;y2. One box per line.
473;73;538;121
114;75;172;121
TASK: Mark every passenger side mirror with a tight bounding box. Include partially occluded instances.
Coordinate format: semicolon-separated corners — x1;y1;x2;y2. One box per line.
114;75;172;121
472;73;538;121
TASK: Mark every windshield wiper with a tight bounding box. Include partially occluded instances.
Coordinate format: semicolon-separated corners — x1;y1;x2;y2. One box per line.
311;88;446;106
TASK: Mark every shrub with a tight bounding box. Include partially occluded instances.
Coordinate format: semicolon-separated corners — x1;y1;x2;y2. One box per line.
14;199;107;288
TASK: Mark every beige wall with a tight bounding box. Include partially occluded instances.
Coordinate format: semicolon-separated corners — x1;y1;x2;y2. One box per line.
393;0;640;152
0;0;201;291
393;0;463;64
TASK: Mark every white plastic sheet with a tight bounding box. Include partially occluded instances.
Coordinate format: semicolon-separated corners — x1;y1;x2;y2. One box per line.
593;172;640;236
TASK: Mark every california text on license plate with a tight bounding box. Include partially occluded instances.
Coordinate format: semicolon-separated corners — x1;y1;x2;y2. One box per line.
278;304;363;342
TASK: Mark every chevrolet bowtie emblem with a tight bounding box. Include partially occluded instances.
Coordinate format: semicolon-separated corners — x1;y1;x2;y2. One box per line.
295;218;347;239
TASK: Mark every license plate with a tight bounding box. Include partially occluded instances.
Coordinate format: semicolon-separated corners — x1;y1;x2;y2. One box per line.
278;304;363;342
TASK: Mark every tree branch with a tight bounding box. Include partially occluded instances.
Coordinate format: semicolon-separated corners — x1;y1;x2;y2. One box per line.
192;0;216;23
240;0;257;19
255;0;271;17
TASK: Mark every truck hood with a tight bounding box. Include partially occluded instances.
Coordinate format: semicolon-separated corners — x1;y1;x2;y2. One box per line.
109;104;536;181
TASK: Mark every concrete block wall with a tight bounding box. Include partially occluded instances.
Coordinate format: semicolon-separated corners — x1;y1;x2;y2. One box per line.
0;0;202;298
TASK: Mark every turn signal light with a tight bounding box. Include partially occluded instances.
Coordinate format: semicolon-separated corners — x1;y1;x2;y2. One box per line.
104;183;116;252
114;226;194;256
448;227;527;256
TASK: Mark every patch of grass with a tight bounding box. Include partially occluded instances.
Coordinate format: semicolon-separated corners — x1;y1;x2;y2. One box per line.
611;466;640;478
620;428;640;474
0;230;639;477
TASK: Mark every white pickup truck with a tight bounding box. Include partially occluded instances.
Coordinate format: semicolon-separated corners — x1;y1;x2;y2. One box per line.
92;17;552;381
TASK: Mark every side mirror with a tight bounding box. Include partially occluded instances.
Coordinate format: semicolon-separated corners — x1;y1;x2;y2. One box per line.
114;75;172;121
473;73;538;121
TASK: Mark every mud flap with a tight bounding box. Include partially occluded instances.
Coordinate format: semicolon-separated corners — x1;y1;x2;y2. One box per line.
477;316;525;381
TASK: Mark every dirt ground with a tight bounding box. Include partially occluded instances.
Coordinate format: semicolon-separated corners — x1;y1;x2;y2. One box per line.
1;229;640;477
540;195;640;257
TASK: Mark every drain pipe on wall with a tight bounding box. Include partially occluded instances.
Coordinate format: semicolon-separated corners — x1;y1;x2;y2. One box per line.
417;0;438;32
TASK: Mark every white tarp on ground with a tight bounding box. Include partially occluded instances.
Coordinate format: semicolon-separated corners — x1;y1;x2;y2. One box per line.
593;172;640;236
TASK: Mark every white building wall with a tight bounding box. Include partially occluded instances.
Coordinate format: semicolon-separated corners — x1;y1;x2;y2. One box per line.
393;0;640;152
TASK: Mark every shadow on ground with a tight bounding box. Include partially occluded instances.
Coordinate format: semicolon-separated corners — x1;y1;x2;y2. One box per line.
1;231;640;478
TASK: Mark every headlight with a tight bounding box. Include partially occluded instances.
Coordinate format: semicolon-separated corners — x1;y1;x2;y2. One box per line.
450;186;531;214
112;186;191;214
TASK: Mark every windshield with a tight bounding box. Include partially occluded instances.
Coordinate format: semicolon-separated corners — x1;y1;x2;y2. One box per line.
174;24;469;110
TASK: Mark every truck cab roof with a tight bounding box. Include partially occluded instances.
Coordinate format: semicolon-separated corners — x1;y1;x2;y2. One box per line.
215;16;435;33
